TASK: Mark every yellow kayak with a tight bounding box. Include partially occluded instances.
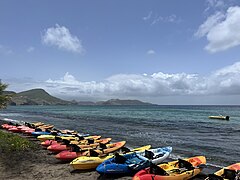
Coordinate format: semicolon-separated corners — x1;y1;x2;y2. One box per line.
205;162;240;180
70;145;151;170
37;134;75;141
61;135;101;141
133;156;206;180
208;116;230;120
38;135;101;142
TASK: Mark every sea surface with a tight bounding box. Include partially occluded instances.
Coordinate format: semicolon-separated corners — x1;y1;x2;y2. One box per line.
1;105;240;175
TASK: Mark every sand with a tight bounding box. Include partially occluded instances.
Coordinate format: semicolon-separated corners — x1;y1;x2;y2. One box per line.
0;119;206;180
0;120;132;180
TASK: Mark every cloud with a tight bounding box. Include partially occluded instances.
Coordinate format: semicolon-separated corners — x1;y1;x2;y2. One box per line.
42;24;85;54
208;62;240;95
43;61;240;98
143;12;181;25
151;14;181;25
147;49;156;55
196;6;240;53
27;46;35;53
5;62;240;104
143;11;152;21
204;0;226;13
194;12;225;38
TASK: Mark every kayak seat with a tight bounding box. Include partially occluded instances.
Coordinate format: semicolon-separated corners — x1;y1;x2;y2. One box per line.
150;163;168;176
89;149;100;157
55;136;62;141
35;128;42;132
114;153;127;164
99;143;107;150
70;144;81;152
51;132;58;136
145;150;154;160
207;174;224;180
62;139;70;145
222;169;236;179
178;159;194;170
76;136;85;140
121;147;131;154
154;152;164;159
87;139;94;144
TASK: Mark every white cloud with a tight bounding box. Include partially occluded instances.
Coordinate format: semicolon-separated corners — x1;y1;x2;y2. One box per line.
194;12;225;38
204;0;226;13
143;12;181;25
43;61;240;98
5;62;240;104
42;24;85;54
143;11;152;21
27;46;35;53
147;49;156;55
196;6;240;53
151;14;181;25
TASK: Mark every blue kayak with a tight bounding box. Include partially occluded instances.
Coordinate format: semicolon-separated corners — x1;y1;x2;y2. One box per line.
31;131;51;137
96;146;172;175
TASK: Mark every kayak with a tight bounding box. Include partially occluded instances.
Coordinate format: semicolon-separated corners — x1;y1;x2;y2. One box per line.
133;156;206;180
208;116;230;120
37;134;76;141
2;124;15;129
30;124;55;137
31;131;52;137
96;146;172;175
205;162;240;180
56;144;151;162
38;133;90;147
47;135;102;153
70;144;150;170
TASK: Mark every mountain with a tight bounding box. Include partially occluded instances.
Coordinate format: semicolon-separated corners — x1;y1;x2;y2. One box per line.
96;99;154;106
9;89;72;105
4;89;155;106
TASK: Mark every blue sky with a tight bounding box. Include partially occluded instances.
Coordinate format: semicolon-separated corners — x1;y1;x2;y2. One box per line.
1;0;240;104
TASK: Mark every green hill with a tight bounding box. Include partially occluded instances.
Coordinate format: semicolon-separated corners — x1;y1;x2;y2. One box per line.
96;99;153;105
11;89;71;105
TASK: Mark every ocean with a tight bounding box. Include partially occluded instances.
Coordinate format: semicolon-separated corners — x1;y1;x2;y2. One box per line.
0;105;239;175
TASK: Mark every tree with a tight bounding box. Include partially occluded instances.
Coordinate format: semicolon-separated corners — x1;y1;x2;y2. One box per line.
0;81;11;109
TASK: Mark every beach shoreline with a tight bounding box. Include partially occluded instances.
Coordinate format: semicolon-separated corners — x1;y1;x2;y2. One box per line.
0;118;207;180
0;119;133;180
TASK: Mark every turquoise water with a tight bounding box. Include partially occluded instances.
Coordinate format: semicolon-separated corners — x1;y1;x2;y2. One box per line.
1;105;240;173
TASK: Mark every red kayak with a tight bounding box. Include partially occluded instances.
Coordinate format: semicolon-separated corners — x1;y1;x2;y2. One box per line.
55;150;88;161
23;128;35;135
3;124;15;130
41;140;59;147
8;127;22;133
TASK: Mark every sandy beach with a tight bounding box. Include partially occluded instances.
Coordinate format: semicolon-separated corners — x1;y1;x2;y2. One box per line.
0;118;208;180
0;119;132;180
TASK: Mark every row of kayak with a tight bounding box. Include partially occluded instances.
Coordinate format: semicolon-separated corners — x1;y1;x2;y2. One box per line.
1;121;240;180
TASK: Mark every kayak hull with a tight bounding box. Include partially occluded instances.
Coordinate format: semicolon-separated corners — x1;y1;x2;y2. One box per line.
70;144;151;170
133;156;206;180
97;146;172;175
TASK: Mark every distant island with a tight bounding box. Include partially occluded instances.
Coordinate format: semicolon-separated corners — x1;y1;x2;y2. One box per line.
4;88;155;106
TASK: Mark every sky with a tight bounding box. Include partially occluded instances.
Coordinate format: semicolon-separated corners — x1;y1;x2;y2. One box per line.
1;0;240;105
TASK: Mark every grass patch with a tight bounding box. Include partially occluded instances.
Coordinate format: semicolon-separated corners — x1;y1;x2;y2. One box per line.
0;130;37;152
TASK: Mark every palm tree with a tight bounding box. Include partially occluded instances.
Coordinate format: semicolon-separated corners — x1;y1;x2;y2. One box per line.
0;81;11;109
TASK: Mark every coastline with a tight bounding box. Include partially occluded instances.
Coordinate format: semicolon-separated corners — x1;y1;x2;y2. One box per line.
0;119;132;180
0;118;208;180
